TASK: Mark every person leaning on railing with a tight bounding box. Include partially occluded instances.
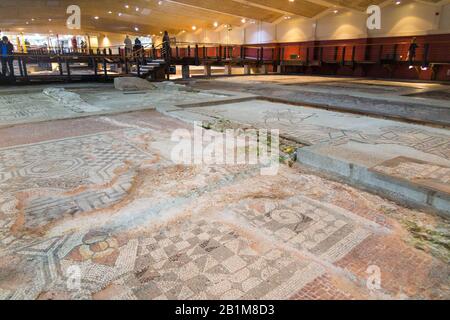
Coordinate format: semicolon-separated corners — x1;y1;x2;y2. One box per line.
0;36;14;78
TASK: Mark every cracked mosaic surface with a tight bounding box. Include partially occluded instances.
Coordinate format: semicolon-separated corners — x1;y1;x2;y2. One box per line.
0;129;153;232
0;109;448;300
186;100;450;160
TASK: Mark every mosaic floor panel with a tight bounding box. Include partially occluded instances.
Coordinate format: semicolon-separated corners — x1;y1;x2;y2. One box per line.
0;111;448;300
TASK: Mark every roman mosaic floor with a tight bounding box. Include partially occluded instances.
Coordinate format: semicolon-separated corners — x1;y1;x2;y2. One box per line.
183;99;450;160
0;82;449;300
0;83;228;128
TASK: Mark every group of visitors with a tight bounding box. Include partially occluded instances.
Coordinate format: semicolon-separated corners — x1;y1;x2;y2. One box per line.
124;35;143;57
0;36;14;78
123;31;172;61
71;36;88;53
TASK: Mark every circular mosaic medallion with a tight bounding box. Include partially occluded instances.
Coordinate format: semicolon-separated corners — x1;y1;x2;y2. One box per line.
20;158;84;178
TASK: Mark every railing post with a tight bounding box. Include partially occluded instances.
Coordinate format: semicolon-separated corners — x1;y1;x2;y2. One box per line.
378;45;383;62
66;58;71;81
195;44;199;65
352;46;356;64
103;58;108;79
23;57;29;82
176;46;179;59
137;58;141;77
152;44;156;60
18;56;24;77
341;46;346;65
58;57;63;76
364;43;370;61
187;45;191;58
92;57;98;76
306;47;310;65
240;46;244;60
393;44;398;61
334;46;338;61
423;43;430;66
203;46;206;60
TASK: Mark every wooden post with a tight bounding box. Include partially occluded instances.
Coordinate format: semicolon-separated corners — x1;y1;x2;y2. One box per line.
393;44;398;61
341;46;346;65
92;58;98;76
137;59;141;77
423;43;430;66
103;58;108;79
23;57;29;82
378;45;383;62
195;44;199;65
18;57;24;77
152;44;156;60
66;59;71;81
58;58;63;76
352;46;356;64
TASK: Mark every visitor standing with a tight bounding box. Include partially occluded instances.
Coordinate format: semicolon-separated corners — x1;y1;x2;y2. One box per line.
0;36;14;78
124;35;133;56
162;31;171;61
134;37;142;57
71;36;78;53
407;37;419;65
80;40;85;53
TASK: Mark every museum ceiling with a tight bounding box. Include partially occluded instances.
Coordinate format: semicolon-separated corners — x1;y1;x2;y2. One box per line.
0;0;446;36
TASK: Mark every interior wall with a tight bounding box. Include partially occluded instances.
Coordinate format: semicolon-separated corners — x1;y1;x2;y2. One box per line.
244;22;276;44
276;17;315;43
219;27;245;44
437;3;450;32
369;1;444;37
170;1;449;45
316;11;368;40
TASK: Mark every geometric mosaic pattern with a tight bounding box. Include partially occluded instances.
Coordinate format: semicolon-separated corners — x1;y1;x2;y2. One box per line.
0;123;385;300
0;193;379;300
0;87;228;127
187;102;450;160
230;196;376;261
0;108;448;300
0;129;154;232
0;93;80;126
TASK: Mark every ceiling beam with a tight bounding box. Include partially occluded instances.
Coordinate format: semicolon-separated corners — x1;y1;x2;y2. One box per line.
166;0;282;22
